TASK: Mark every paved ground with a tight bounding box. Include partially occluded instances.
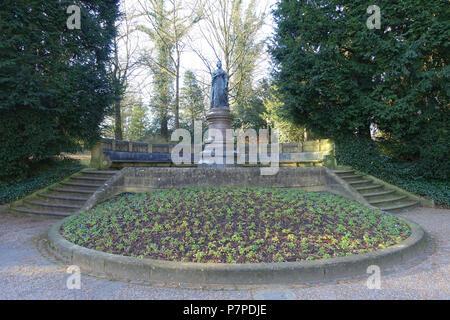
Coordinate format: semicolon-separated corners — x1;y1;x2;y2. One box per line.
0;207;448;300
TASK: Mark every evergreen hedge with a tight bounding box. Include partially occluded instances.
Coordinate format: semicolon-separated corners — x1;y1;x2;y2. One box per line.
0;1;120;180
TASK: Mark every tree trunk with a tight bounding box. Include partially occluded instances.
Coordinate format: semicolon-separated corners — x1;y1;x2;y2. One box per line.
114;100;123;140
161;118;169;140
175;58;180;130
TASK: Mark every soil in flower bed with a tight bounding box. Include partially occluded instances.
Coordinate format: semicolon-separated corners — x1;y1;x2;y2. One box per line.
61;187;411;264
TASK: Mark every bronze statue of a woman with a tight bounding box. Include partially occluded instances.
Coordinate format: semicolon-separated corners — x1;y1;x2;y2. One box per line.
210;61;229;109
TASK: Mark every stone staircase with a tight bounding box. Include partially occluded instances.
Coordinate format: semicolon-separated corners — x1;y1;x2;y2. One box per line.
11;170;118;217
333;169;420;213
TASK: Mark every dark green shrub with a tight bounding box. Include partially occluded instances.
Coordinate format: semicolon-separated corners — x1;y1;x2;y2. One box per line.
0;1;120;180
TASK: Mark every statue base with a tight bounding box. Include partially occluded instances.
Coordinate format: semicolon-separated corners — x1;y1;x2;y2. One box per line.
198;107;237;168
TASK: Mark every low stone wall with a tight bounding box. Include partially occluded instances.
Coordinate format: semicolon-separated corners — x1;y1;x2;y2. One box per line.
90;138;335;169
98;138;333;154
85;167;366;208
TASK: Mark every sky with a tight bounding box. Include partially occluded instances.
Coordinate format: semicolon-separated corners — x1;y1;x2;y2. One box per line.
119;0;278;104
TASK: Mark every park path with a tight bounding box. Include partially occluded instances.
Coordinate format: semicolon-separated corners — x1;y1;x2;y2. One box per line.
0;207;448;300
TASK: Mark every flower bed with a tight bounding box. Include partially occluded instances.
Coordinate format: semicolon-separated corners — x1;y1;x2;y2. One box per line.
62;187;410;264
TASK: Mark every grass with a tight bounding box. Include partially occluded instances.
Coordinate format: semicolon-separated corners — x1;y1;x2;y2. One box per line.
62;187;410;264
0;156;87;205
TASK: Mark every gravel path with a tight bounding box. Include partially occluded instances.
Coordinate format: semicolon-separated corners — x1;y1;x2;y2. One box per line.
0;207;448;300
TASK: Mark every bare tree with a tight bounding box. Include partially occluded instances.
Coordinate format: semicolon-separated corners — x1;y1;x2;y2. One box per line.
190;0;268;106
137;0;202;130
110;1;140;140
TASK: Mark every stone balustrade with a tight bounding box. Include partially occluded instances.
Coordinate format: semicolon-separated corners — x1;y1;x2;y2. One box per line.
90;138;335;169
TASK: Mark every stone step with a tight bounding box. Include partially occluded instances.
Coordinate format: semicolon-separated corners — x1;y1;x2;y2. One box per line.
361;190;396;197
348;179;372;185
369;195;408;206
38;193;89;203
82;170;118;175
37;193;89;206
361;190;397;201
380;201;420;213
71;176;109;182
354;184;383;191
339;175;363;180
11;206;72;217
77;172;117;179
50;187;95;195
60;182;102;189
24;200;81;212
333;170;354;174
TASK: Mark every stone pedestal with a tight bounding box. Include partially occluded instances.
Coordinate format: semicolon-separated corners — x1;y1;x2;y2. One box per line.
199;107;236;167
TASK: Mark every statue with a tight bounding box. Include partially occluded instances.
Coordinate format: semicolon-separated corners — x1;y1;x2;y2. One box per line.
210;61;229;109
200;60;235;167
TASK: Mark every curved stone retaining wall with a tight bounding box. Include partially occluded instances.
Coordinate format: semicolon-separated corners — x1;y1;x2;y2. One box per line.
47;217;427;285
